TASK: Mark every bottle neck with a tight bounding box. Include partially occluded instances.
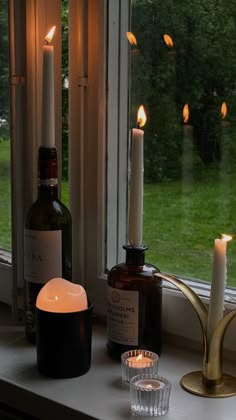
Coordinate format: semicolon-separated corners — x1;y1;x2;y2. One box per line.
123;244;148;266
37;146;58;199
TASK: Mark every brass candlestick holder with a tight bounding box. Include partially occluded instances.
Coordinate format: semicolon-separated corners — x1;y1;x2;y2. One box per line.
155;272;236;398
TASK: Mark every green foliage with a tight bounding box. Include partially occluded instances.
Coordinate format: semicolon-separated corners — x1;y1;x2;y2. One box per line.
131;0;236;182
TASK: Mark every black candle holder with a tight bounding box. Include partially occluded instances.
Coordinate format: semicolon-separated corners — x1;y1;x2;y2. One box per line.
36;302;93;378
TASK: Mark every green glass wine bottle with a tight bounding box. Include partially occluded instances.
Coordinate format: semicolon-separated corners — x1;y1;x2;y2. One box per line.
24;146;72;344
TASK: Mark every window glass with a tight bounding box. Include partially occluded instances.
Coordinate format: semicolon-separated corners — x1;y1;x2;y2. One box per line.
61;0;69;206
130;0;236;288
0;1;11;252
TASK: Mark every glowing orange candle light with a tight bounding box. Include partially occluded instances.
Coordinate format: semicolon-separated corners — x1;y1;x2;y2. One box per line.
127;353;152;368
221;101;227;120
163;34;174;48
183;103;189;124
126;31;138;46
36;277;88;313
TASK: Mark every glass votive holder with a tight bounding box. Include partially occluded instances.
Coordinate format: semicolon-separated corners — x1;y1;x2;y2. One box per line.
130;374;171;417
121;349;159;384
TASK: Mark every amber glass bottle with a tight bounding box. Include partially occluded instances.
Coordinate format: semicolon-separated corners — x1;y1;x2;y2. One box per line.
107;245;162;360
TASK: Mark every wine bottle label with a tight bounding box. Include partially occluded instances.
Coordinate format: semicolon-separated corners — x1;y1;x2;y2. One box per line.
24;229;62;284
107;286;139;345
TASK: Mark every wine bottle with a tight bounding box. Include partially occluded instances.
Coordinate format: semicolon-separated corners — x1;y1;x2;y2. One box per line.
107;245;162;360
24;146;72;343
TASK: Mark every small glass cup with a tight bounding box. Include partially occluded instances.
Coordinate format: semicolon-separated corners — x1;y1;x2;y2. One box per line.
130;374;171;417
121;349;158;384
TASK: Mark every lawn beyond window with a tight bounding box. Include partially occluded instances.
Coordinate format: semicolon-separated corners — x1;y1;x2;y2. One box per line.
0;139;11;251
143;175;236;288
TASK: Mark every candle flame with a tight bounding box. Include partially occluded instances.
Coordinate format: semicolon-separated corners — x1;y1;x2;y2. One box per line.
126;31;138;46
183;104;189;123
163;34;174;48
220;234;232;242
221;101;227;119
136;354;143;361
44;26;56;44
146;384;153;389
55;295;59;301
137;105;147;128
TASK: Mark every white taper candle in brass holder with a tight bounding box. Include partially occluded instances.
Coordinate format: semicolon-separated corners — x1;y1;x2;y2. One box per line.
155;272;236;398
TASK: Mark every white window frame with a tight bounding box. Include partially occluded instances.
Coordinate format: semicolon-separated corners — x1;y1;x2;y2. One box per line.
69;0;130;314
73;0;236;353
1;0;235;353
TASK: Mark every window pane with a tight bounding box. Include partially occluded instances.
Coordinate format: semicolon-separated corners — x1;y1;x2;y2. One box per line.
61;0;69;206
0;2;11;252
130;1;236;288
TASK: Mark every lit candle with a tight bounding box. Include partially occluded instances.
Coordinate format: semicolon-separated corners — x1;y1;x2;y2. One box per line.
121;350;158;383
41;26;56;148
36;277;88;313
128;105;147;247
182;104;194;193
127;353;152;369
220;101;230;172
207;234;232;343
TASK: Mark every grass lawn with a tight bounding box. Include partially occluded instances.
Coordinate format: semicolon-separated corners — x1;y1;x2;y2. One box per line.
0;139;11;250
143;176;236;288
1;138;236;287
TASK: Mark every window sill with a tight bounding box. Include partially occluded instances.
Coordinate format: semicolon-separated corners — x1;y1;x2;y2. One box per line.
0;322;236;420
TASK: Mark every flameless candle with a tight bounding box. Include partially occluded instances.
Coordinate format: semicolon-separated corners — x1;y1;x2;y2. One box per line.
41;26;56;148
36;277;88;313
36;277;92;378
207;234;232;343
128;105;147;247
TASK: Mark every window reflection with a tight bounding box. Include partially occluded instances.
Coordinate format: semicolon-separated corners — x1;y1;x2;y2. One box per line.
130;1;236;287
0;1;11;252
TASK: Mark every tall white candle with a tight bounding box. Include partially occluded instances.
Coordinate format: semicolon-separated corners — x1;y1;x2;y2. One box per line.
128;106;146;247
207;235;231;343
41;26;56;148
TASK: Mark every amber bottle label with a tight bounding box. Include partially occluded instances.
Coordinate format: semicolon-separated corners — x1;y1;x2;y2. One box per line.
24;229;62;284
107;286;139;345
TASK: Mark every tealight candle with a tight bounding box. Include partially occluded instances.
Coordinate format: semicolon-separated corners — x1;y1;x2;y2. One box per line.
121;349;158;383
126;354;152;369
130;374;171;417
